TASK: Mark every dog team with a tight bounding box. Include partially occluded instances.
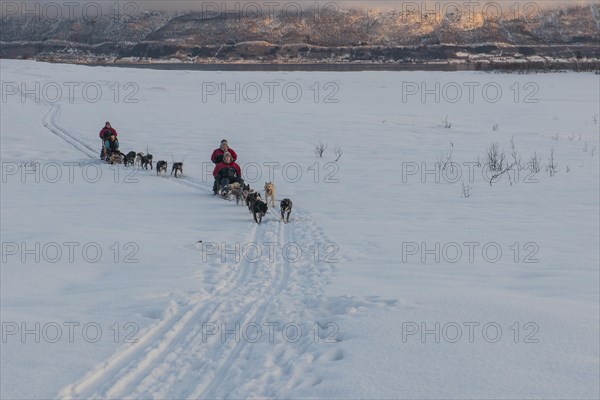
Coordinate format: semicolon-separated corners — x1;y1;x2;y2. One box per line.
100;122;183;177
211;139;292;224
99;123;292;224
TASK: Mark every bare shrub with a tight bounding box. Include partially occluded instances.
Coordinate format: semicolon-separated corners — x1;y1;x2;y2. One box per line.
443;116;451;129
485;141;520;186
546;148;558;176
485;142;505;173
314;140;327;157
461;181;472;198
526;151;542;174
436;150;453;172
510;135;521;168
333;146;343;162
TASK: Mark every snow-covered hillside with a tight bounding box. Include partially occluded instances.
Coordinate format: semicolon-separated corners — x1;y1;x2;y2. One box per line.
2;5;599;62
1;60;598;399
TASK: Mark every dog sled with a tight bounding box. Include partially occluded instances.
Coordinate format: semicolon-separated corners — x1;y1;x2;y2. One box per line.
111;152;124;164
219;182;245;204
103;151;124;165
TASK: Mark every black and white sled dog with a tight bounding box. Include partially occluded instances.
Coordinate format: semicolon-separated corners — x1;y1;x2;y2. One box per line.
157;160;168;176
246;191;261;211
138;152;153;170
280;198;293;223
171;162;183;178
124;151;137;167
135;152;143;167
240;184;251;206
250;198;268;224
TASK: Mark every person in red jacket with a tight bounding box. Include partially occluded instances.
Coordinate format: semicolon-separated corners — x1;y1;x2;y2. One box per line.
99;122;118;159
213;152;243;196
211;139;238;194
211;139;237;164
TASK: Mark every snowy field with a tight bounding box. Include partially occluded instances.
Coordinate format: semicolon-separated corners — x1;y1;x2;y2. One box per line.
1;59;599;399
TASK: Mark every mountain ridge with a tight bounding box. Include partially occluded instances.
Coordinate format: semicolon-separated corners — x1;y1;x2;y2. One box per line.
1;5;598;64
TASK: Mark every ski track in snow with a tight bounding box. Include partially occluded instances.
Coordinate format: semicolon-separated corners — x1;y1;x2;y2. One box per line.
43;103;99;159
29;96;369;398
57;205;342;399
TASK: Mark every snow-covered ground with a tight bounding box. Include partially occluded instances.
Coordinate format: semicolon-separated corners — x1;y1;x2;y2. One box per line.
1;59;598;399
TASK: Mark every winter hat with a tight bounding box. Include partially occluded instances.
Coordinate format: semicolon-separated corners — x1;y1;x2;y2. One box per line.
223;152;232;160
221;139;228;145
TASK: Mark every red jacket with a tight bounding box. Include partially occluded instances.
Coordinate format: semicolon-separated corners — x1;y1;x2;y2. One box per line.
211;148;237;164
213;161;241;178
99;127;117;140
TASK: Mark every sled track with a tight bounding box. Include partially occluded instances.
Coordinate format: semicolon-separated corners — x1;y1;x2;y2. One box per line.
59;209;333;399
13;71;115;160
34;95;338;399
197;209;340;399
169;174;213;194
194;220;292;399
42;104;99;159
58;221;279;399
16;82;100;159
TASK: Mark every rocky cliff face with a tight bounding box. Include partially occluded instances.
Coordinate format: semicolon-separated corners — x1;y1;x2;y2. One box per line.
1;5;598;62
